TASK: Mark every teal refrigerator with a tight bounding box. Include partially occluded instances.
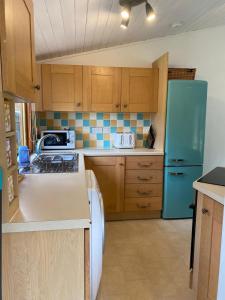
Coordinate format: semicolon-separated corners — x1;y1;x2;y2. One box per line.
163;80;207;219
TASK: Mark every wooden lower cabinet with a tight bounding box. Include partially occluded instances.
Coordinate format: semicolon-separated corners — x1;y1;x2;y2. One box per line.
3;229;90;300
85;156;125;218
192;193;223;300
85;155;163;220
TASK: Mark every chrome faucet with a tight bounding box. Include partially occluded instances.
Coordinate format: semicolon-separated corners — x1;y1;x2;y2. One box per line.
36;134;60;155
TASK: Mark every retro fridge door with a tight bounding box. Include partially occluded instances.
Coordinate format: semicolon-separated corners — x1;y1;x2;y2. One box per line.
165;80;207;167
163;166;203;219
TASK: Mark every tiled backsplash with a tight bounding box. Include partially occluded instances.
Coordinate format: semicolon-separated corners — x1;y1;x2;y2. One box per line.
36;112;151;148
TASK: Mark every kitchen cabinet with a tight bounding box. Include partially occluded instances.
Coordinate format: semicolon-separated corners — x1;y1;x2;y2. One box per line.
83;66;121;112
0;0;38;102
42;64;83;111
121;68;159;112
3;229;90;300
85;155;163;220
192;193;223;300
85;156;125;219
35;64;43;111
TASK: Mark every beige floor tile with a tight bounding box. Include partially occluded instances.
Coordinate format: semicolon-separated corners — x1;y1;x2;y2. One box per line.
97;219;194;300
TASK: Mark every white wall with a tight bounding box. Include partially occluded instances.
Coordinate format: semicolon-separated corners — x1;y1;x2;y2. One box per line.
43;25;225;173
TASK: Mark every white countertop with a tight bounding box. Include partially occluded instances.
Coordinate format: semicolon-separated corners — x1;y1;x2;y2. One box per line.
78;147;164;156
2;154;90;233
193;181;225;206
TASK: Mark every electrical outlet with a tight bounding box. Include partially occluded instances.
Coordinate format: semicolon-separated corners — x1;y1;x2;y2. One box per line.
91;127;103;134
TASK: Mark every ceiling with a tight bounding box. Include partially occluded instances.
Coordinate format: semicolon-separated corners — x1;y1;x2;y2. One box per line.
34;0;225;60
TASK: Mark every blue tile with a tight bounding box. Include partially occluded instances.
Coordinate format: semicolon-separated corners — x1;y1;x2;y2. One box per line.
110;127;117;133
76;133;83;141
144;119;151;127
117;113;124;120
84;140;90;147
103;141;110;148
137;113;144;120
83;120;90;126
137;134;143;140
54;112;61;119
40;119;47;126
61;119;68;127
124;120;130;127
97;113;103;120
131;127;137;133
103;120;110;127
76;112;82;119
97;133;103;140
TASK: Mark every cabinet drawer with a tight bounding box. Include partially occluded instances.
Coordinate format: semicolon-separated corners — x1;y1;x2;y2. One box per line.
85;156;119;166
125;197;162;212
125;170;163;184
125;183;162;198
126;156;163;170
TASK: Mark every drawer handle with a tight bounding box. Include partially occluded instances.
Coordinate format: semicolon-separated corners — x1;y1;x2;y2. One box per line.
202;208;209;215
138;162;153;168
137;176;153;181
137;190;152;196
136;203;151;209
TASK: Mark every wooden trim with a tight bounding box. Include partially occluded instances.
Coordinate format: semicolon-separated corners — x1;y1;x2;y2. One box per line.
84;229;90;300
151;52;169;150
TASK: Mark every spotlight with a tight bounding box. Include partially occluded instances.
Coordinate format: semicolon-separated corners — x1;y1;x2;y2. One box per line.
121;5;130;20
120;18;129;29
146;2;156;21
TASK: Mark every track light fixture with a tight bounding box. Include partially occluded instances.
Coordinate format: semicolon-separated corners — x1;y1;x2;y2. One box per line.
120;18;130;29
119;0;156;29
145;2;156;21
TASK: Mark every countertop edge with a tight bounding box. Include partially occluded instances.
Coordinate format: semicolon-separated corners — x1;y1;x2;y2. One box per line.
193;181;225;206
78;148;164;156
2;218;91;233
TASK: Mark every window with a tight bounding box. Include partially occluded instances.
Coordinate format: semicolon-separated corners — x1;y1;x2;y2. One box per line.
15;103;27;146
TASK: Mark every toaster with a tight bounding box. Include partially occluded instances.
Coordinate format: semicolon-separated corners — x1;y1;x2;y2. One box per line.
113;133;135;149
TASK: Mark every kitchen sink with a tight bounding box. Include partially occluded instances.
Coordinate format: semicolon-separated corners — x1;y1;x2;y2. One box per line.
19;153;79;174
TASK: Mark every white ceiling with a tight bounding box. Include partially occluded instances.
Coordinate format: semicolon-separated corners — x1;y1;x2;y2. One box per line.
34;0;225;60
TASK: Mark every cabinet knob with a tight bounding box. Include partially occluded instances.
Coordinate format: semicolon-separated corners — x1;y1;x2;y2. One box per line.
34;84;41;90
124;104;128;108
115;104;120;108
202;208;209;215
119;163;124;166
76;102;81;107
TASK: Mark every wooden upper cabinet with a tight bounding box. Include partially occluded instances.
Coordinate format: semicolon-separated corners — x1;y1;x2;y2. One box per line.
35;64;43;111
1;0;37;101
83;66;121;112
42;64;83;111
121;68;159;112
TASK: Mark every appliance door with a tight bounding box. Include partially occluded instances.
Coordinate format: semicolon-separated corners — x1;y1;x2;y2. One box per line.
42;131;69;149
165;80;207;167
87;171;105;300
163;166;203;219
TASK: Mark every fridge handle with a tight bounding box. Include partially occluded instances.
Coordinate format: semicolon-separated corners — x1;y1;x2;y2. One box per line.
169;172;184;176
171;159;184;162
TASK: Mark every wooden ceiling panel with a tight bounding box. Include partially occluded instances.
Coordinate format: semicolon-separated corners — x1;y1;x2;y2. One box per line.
34;0;225;60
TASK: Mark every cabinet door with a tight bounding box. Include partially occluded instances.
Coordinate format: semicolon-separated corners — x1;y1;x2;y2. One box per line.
1;0;37;101
196;195;223;300
83;66;121;112
121;68;158;112
85;157;125;216
42;64;83;111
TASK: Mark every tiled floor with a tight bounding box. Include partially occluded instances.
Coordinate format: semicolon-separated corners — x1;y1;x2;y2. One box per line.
97;219;195;300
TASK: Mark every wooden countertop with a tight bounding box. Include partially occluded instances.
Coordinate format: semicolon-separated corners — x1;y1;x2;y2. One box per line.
77;147;164;156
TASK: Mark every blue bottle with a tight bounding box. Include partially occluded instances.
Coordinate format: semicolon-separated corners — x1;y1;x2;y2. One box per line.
18;146;30;167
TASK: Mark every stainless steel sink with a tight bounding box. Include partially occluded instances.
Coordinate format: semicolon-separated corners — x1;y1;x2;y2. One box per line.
19;153;79;174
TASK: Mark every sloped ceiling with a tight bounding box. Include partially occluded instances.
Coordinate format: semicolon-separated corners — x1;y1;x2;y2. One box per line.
34;0;225;60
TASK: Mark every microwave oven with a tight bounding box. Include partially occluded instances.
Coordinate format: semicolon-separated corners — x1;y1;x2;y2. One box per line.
41;130;75;150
